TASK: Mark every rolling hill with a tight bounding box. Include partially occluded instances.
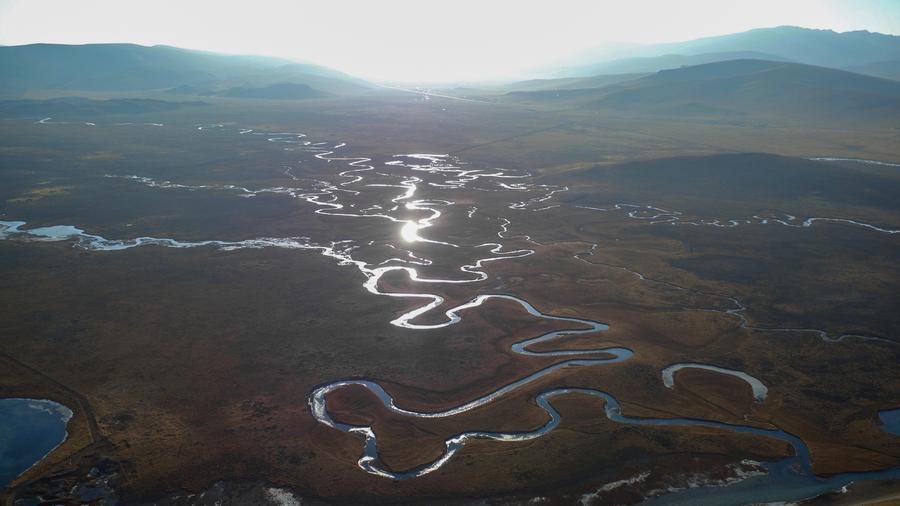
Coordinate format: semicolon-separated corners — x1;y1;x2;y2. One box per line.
597;59;900;121
494;73;648;93
220;82;328;100
511;59;900;124
559;51;790;77
0;43;371;95
842;60;900;81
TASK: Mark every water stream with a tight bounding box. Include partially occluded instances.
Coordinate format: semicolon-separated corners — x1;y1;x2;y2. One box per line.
5;120;898;503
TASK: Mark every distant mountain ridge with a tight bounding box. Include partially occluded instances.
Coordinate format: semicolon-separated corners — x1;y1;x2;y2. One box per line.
552;26;900;79
0;43;371;95
648;26;900;68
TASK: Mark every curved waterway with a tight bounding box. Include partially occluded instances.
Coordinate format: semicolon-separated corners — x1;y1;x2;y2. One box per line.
14;121;900;503
661;363;768;402
0;398;73;488
310;294;628;479
575;203;900;234
809;156;900;168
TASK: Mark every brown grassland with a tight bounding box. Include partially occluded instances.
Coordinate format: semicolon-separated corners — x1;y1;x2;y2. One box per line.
1;91;899;504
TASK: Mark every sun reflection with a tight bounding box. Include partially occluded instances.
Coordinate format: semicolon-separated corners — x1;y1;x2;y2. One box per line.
400;221;420;242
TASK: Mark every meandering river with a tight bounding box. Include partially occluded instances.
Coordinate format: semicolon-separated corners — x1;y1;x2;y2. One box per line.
4;120;898;503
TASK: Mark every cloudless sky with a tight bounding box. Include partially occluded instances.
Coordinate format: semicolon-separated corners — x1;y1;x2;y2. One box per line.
1;0;898;82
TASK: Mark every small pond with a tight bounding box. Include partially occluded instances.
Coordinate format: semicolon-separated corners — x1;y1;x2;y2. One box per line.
0;398;72;488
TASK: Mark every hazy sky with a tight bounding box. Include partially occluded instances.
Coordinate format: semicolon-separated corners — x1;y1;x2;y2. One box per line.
1;0;898;81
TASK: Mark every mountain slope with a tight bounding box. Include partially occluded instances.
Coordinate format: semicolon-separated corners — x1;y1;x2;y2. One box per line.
598;60;900;122
0;43;371;94
511;59;900;124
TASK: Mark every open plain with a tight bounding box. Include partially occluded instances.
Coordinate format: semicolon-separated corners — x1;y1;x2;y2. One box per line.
0;84;898;505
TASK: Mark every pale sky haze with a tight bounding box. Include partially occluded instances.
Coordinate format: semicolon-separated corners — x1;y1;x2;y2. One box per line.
1;0;898;81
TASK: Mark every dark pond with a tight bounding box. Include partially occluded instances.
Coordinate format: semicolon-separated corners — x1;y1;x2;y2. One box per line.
0;398;72;488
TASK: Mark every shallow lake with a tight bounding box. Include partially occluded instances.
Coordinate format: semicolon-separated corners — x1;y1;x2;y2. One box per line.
0;398;72;488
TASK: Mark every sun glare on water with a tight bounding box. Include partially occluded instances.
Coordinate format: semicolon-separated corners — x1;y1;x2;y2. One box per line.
400;221;421;242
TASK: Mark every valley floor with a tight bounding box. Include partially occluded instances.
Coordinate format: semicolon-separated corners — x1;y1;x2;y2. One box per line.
0;91;898;505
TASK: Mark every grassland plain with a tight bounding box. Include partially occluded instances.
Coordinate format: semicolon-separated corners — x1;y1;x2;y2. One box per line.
1;91;898;504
